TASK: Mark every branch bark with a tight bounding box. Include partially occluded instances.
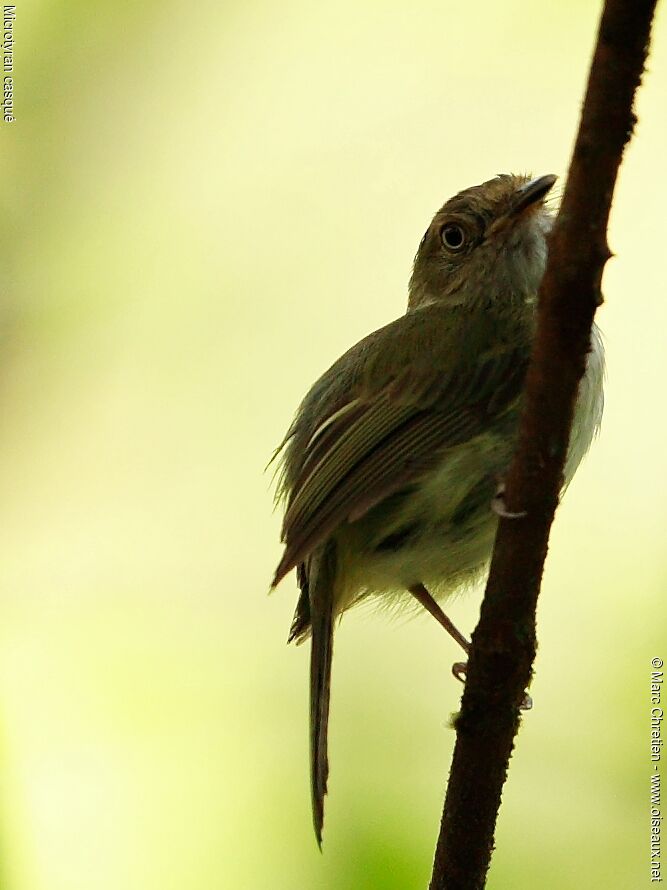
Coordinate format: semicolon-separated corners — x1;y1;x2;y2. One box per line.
429;1;659;887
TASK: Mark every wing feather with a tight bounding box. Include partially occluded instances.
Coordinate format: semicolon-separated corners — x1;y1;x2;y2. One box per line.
272;304;530;588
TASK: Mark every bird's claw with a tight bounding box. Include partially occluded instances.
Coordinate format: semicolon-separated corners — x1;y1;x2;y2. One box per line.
452;661;468;683
491;483;527;519
451;660;533;710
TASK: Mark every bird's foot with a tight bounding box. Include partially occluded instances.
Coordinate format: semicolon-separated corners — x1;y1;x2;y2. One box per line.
491;482;527;519
452;660;533;710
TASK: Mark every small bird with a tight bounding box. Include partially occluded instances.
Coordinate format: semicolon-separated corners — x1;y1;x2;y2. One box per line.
270;173;604;845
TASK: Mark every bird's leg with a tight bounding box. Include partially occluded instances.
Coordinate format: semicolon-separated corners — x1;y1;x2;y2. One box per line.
408;582;532;710
408;583;470;659
491;481;527;519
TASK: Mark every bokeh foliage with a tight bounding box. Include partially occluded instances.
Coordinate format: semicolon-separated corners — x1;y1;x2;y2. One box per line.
0;1;666;887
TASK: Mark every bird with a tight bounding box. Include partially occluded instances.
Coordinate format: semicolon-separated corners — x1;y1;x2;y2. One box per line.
270;173;605;846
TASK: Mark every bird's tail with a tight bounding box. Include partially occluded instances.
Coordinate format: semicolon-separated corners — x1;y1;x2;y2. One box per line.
306;540;337;848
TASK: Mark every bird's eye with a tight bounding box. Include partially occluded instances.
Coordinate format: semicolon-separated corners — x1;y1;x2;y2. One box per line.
440;223;466;251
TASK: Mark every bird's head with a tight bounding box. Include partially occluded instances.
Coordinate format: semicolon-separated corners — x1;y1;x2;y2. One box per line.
408;173;557;311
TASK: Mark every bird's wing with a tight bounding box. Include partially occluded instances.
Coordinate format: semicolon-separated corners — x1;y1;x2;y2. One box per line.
272;305;529;587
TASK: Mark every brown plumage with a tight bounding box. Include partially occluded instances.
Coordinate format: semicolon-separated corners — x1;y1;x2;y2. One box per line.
270;174;604;844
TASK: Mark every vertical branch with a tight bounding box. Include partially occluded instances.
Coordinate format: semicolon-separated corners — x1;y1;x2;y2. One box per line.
429;1;659;888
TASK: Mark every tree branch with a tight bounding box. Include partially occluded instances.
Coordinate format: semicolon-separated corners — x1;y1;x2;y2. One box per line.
429;1;659;887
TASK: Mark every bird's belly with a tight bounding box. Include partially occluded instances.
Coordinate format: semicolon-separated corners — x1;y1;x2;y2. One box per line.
334;431;512;613
332;328;603;618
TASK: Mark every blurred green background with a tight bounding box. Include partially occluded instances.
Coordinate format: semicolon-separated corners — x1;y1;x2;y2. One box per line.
0;1;665;887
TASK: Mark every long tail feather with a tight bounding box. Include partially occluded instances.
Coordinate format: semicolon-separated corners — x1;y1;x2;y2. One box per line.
307;541;337;847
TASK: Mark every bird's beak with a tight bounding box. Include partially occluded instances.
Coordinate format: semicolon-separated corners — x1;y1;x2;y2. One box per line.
511;174;558;216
